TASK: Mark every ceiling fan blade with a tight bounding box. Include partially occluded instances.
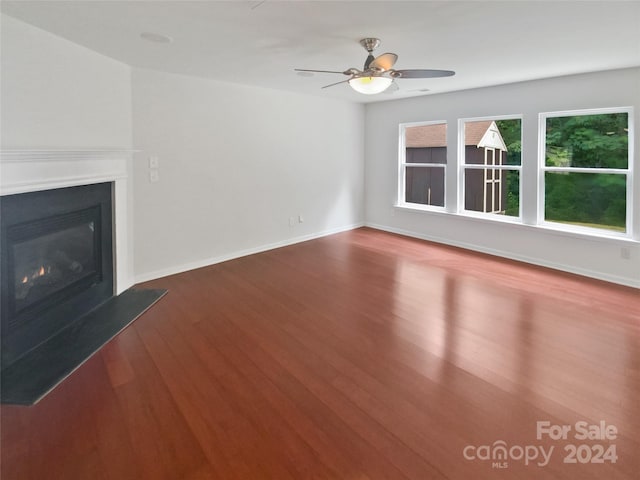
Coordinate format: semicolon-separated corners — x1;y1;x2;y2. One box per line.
369;53;398;71
391;69;455;79
321;79;351;89
295;68;352;75
364;53;376;70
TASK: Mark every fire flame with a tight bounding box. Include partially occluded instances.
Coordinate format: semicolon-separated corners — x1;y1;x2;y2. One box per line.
21;265;49;285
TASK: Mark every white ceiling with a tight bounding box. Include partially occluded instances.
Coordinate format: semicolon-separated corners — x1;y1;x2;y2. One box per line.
2;1;640;103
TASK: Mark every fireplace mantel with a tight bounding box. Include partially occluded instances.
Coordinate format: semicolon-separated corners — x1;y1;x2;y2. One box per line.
0;148;135;195
0;148;135;294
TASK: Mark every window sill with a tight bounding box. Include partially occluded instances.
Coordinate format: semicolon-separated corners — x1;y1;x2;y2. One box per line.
393;203;638;245
394;203;446;214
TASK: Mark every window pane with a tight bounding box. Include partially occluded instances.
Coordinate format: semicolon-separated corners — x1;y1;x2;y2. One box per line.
405;124;447;164
465;169;519;216
495;119;521;166
545;172;626;232
405;166;445;206
545;113;628;168
464;119;520;166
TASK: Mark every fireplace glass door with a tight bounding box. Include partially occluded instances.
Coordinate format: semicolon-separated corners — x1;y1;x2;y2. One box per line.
8;207;102;321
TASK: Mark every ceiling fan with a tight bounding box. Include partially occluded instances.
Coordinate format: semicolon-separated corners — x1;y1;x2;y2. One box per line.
295;38;455;95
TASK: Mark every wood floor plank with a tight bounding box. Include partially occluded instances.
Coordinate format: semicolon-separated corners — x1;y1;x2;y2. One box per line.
109;326;210;480
101;338;136;388
198;313;416;480
137;300;317;480
159;310;348;479
2;227;638;479
209;266;450;479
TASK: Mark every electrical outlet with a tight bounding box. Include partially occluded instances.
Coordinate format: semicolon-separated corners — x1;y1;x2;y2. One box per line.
149;155;159;169
289;217;295;227
620;247;630;260
298;214;304;223
149;170;159;183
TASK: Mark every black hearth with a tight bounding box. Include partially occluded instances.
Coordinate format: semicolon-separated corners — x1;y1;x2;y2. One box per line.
1;183;113;366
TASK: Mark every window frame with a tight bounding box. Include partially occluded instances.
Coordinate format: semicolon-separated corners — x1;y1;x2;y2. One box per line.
458;115;523;222
397;120;448;211
538;107;634;238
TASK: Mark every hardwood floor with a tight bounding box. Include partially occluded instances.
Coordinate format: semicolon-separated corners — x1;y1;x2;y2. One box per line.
2;227;639;479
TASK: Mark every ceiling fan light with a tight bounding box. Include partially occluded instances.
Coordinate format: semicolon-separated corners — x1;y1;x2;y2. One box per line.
348;76;392;95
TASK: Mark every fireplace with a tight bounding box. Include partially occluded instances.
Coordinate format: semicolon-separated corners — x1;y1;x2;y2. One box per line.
1;182;113;366
0;150;169;405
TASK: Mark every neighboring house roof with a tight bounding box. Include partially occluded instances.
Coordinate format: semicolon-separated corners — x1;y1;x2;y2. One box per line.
465;120;494;146
406;120;507;150
405;123;447;148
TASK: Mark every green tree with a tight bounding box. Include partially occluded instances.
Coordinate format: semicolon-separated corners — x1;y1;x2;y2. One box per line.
545;113;628;230
546;113;628;168
495;119;521;216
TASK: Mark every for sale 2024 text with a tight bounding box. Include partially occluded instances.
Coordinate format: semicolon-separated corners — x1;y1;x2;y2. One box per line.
462;420;618;469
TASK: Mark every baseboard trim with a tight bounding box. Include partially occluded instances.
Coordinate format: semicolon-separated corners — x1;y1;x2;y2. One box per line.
134;222;364;284
366;223;639;289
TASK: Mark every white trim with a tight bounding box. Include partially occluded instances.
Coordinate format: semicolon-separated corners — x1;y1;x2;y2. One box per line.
537;112;547;224
0;148;136;162
544;167;628;175
399;119;447;129
395;202;447;213
397;123;405;208
366;222;640;289
463;164;522;170
458;113;525;123
396;202;521;224
392;202;638;243
0;148;134;196
627;108;635;239
134;222;364;284
457;118;465;213
542;106;633;119
0;174;127;196
538;219;629;238
403;162;447;167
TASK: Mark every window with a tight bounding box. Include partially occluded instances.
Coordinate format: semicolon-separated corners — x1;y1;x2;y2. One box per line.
461;118;521;218
541;108;631;234
399;121;447;208
396;107;634;240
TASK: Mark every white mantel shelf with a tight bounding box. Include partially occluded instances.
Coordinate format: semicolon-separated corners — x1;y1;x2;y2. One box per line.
0;147;135;294
0;148;135;196
1;148;137;162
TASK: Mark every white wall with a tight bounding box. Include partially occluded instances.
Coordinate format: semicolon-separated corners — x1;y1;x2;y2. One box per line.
132;68;364;281
1;14;132;148
365;68;640;287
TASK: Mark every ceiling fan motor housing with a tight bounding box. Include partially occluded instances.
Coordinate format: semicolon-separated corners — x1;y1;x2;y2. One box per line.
360;38;381;53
